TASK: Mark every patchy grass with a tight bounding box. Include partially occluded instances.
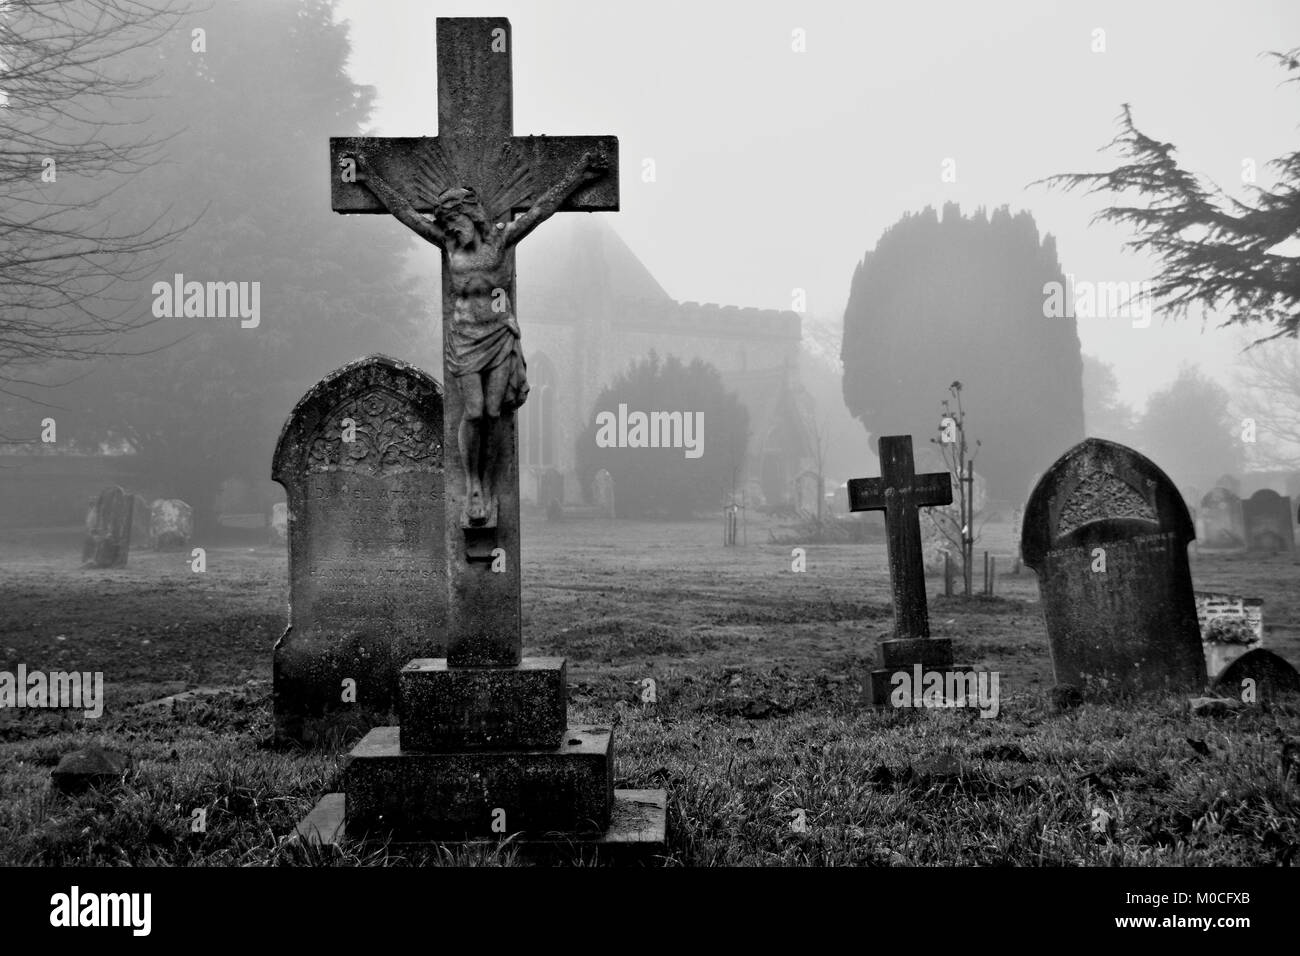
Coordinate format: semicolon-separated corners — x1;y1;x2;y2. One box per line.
1;517;1297;865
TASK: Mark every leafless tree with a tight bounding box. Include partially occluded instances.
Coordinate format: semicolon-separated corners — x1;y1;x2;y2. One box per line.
927;381;984;597
1;0;189;411
1235;337;1300;468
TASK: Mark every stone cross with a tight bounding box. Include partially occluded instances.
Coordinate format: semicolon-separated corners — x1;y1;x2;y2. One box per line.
849;435;952;640
329;17;619;666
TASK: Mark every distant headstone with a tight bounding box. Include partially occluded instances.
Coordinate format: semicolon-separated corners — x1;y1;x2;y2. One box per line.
593;468;615;518
1242;489;1294;554
538;469;564;512
1215;473;1242;496
150;499;193;551
1195;592;1263;678
269;502;288;545
1211;649;1300;702
1198;487;1245;549
271;354;447;745
1021;438;1207;697
794;470;822;515
82;486;134;568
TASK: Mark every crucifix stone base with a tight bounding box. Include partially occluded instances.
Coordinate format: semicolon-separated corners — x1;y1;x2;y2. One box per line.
295;655;666;855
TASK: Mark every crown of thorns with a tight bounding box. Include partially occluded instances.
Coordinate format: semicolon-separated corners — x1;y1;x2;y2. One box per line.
434;187;486;221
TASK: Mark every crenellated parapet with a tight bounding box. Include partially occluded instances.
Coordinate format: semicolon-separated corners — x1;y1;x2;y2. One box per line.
612;298;801;341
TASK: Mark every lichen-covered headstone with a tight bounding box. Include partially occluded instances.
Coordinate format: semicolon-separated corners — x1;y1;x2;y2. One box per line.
1199;487;1245;549
1242;489;1294;554
271;354;446;745
149;499;193;551
1021;438;1206;697
82;486;134;568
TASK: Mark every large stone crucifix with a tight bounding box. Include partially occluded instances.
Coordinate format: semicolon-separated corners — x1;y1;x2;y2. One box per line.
849;435;952;641
330;17;618;665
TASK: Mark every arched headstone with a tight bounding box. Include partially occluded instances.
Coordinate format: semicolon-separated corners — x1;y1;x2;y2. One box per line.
1242;489;1295;554
1021;438;1206;696
271;354;446;745
1198;487;1245;549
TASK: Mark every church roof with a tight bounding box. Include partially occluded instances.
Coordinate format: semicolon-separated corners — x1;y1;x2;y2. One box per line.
519;215;673;307
519;218;799;340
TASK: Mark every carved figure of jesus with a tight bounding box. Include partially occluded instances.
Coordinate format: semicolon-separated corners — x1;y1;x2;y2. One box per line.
340;149;609;525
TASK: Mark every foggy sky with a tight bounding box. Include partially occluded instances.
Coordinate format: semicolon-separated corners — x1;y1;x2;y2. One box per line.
336;0;1298;410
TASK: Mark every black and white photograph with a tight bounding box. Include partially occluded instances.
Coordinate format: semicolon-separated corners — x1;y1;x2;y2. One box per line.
0;0;1296;935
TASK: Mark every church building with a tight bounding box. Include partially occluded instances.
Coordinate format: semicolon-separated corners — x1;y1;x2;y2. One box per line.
515;216;814;510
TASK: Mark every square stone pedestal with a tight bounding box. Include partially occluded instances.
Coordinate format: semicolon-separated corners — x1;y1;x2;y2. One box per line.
399;657;566;750
346;724;613;839
292;651;668;860
296;788;667;863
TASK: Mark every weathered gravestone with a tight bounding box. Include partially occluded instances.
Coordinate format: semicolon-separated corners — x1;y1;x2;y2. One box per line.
538;468;564;511
271;354;447;745
849;435;977;706
82;486;134;568
794;469;822;516
295;18;663;852
1021;438;1207;696
149;499;193;551
1242;489;1294;554
1199;487;1245;548
268;502;288;545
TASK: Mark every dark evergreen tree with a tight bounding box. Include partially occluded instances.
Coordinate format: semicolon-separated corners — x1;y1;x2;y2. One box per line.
1040;47;1300;342
840;203;1084;498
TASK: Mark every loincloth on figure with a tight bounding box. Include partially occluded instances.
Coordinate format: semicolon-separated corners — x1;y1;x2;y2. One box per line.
445;316;530;411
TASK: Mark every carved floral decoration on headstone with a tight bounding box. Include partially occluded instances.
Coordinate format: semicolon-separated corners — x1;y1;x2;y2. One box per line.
306;388;441;474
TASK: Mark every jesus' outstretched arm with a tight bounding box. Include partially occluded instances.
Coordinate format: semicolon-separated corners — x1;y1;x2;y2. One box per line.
502;150;609;247
340;152;446;247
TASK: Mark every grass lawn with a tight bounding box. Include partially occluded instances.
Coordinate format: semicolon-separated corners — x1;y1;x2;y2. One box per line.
1;516;1297;865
